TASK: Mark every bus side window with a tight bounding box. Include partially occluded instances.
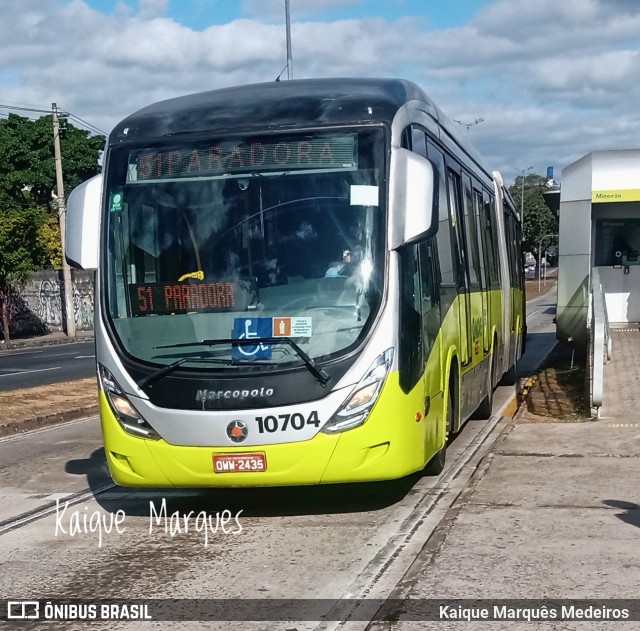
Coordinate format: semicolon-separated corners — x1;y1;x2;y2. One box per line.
426;141;455;290
410;126;427;157
447;168;469;292
480;190;499;289
462;174;481;288
473;189;487;291
419;238;441;358
399;243;423;393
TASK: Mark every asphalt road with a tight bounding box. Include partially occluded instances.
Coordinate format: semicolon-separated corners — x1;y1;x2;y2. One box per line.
0;291;559;629
519;283;558;377
0;341;95;391
0;400;511;629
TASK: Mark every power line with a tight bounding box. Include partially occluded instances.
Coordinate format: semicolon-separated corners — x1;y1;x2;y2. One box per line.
0;103;106;136
0;104;56;115
65;113;106;136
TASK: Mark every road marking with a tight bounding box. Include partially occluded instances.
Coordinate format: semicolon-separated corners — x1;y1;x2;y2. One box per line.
0;416;99;444
0;367;60;378
0;482;116;536
0;349;44;356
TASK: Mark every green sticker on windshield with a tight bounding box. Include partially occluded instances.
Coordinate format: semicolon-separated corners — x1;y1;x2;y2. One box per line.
109;192;123;213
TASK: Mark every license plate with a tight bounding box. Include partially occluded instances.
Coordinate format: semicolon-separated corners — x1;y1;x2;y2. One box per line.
213;452;267;473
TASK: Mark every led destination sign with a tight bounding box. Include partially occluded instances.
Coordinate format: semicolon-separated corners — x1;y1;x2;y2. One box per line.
130;282;244;315
128;134;357;182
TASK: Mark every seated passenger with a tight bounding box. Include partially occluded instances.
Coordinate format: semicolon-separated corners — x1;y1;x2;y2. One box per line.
325;250;356;277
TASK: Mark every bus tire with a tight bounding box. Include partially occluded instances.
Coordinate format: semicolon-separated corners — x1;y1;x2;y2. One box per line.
425;388;453;476
500;362;518;386
472;356;493;420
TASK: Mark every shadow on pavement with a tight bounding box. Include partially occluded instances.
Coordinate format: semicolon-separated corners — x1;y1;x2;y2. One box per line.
602;500;640;529
65;448;423;518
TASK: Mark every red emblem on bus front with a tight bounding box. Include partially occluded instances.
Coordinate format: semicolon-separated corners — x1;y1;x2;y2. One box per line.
226;421;248;443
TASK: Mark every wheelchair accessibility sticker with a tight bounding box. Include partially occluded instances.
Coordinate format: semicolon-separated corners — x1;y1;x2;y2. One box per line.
232;317;312;360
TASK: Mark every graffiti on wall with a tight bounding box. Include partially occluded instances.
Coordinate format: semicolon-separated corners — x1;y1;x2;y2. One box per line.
0;291;47;338
37;278;63;327
73;282;94;328
0;270;94;338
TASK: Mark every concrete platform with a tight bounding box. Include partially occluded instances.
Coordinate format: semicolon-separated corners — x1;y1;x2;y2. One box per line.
375;330;640;629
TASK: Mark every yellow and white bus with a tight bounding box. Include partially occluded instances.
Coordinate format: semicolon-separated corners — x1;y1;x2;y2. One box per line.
67;78;524;487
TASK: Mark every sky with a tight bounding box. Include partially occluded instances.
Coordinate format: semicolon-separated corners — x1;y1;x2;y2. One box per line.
1;0;639;186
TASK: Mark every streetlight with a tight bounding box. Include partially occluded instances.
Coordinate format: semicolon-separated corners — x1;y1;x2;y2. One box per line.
453;117;484;140
285;0;292;79
518;166;533;218
276;0;293;80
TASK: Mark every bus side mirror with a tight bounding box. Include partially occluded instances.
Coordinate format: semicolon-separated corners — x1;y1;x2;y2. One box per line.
388;148;436;250
66;174;102;270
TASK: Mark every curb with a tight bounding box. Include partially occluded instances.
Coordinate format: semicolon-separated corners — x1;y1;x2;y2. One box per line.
0;404;100;439
0;335;94;352
517;374;538;404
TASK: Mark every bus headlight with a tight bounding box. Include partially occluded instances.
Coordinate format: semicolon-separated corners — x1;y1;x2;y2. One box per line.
322;348;393;433
99;365;160;440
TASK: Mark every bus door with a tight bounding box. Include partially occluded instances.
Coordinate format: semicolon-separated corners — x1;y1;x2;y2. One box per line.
462;175;483;363
447;170;472;366
473;189;491;355
418;239;444;445
480;189;500;369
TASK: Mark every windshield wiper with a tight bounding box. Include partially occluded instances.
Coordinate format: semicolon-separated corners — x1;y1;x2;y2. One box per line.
137;356;267;389
155;337;331;387
138;358;189;388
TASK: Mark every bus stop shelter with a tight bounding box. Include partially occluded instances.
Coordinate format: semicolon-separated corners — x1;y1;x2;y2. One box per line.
556;149;640;351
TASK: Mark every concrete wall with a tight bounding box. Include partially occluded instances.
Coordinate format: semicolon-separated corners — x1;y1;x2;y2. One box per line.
1;269;94;339
557;156;593;349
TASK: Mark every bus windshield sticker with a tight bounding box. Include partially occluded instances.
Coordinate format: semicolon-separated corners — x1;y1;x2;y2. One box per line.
230;317;313;360
232;318;273;360
109;191;124;213
350;185;379;206
273;317;312;337
127;133;358;183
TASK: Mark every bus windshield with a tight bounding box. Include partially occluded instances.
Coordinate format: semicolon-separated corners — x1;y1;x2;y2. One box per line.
103;127;386;371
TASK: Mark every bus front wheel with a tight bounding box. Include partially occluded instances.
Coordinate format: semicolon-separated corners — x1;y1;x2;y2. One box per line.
424;389;453;476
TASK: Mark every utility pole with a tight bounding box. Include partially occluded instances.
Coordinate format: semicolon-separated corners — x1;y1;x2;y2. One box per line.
537;233;558;293
285;0;293;79
518;166;533;218
52;102;76;338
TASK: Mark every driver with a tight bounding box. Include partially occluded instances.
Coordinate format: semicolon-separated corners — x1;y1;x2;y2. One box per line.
325;249;355;277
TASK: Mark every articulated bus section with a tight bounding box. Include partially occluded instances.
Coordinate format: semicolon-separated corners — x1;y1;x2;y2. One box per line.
67;78;523;488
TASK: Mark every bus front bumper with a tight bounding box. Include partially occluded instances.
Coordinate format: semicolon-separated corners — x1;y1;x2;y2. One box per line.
99;390;434;488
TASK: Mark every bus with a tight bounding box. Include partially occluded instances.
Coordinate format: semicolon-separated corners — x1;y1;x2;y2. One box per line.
66;78;524;487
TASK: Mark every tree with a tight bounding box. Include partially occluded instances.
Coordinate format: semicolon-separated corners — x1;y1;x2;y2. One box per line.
0;113;104;341
0;113;105;267
0;113;104;208
0;207;49;344
509;173;559;274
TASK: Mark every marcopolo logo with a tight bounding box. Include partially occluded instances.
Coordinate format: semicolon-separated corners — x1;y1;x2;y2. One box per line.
195;387;274;403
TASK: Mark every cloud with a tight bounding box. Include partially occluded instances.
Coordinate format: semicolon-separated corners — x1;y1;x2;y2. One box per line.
137;0;168;19
242;0;362;21
1;0;639;183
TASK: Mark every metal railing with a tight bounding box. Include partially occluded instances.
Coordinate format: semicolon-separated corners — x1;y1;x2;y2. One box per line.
590;268;612;414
